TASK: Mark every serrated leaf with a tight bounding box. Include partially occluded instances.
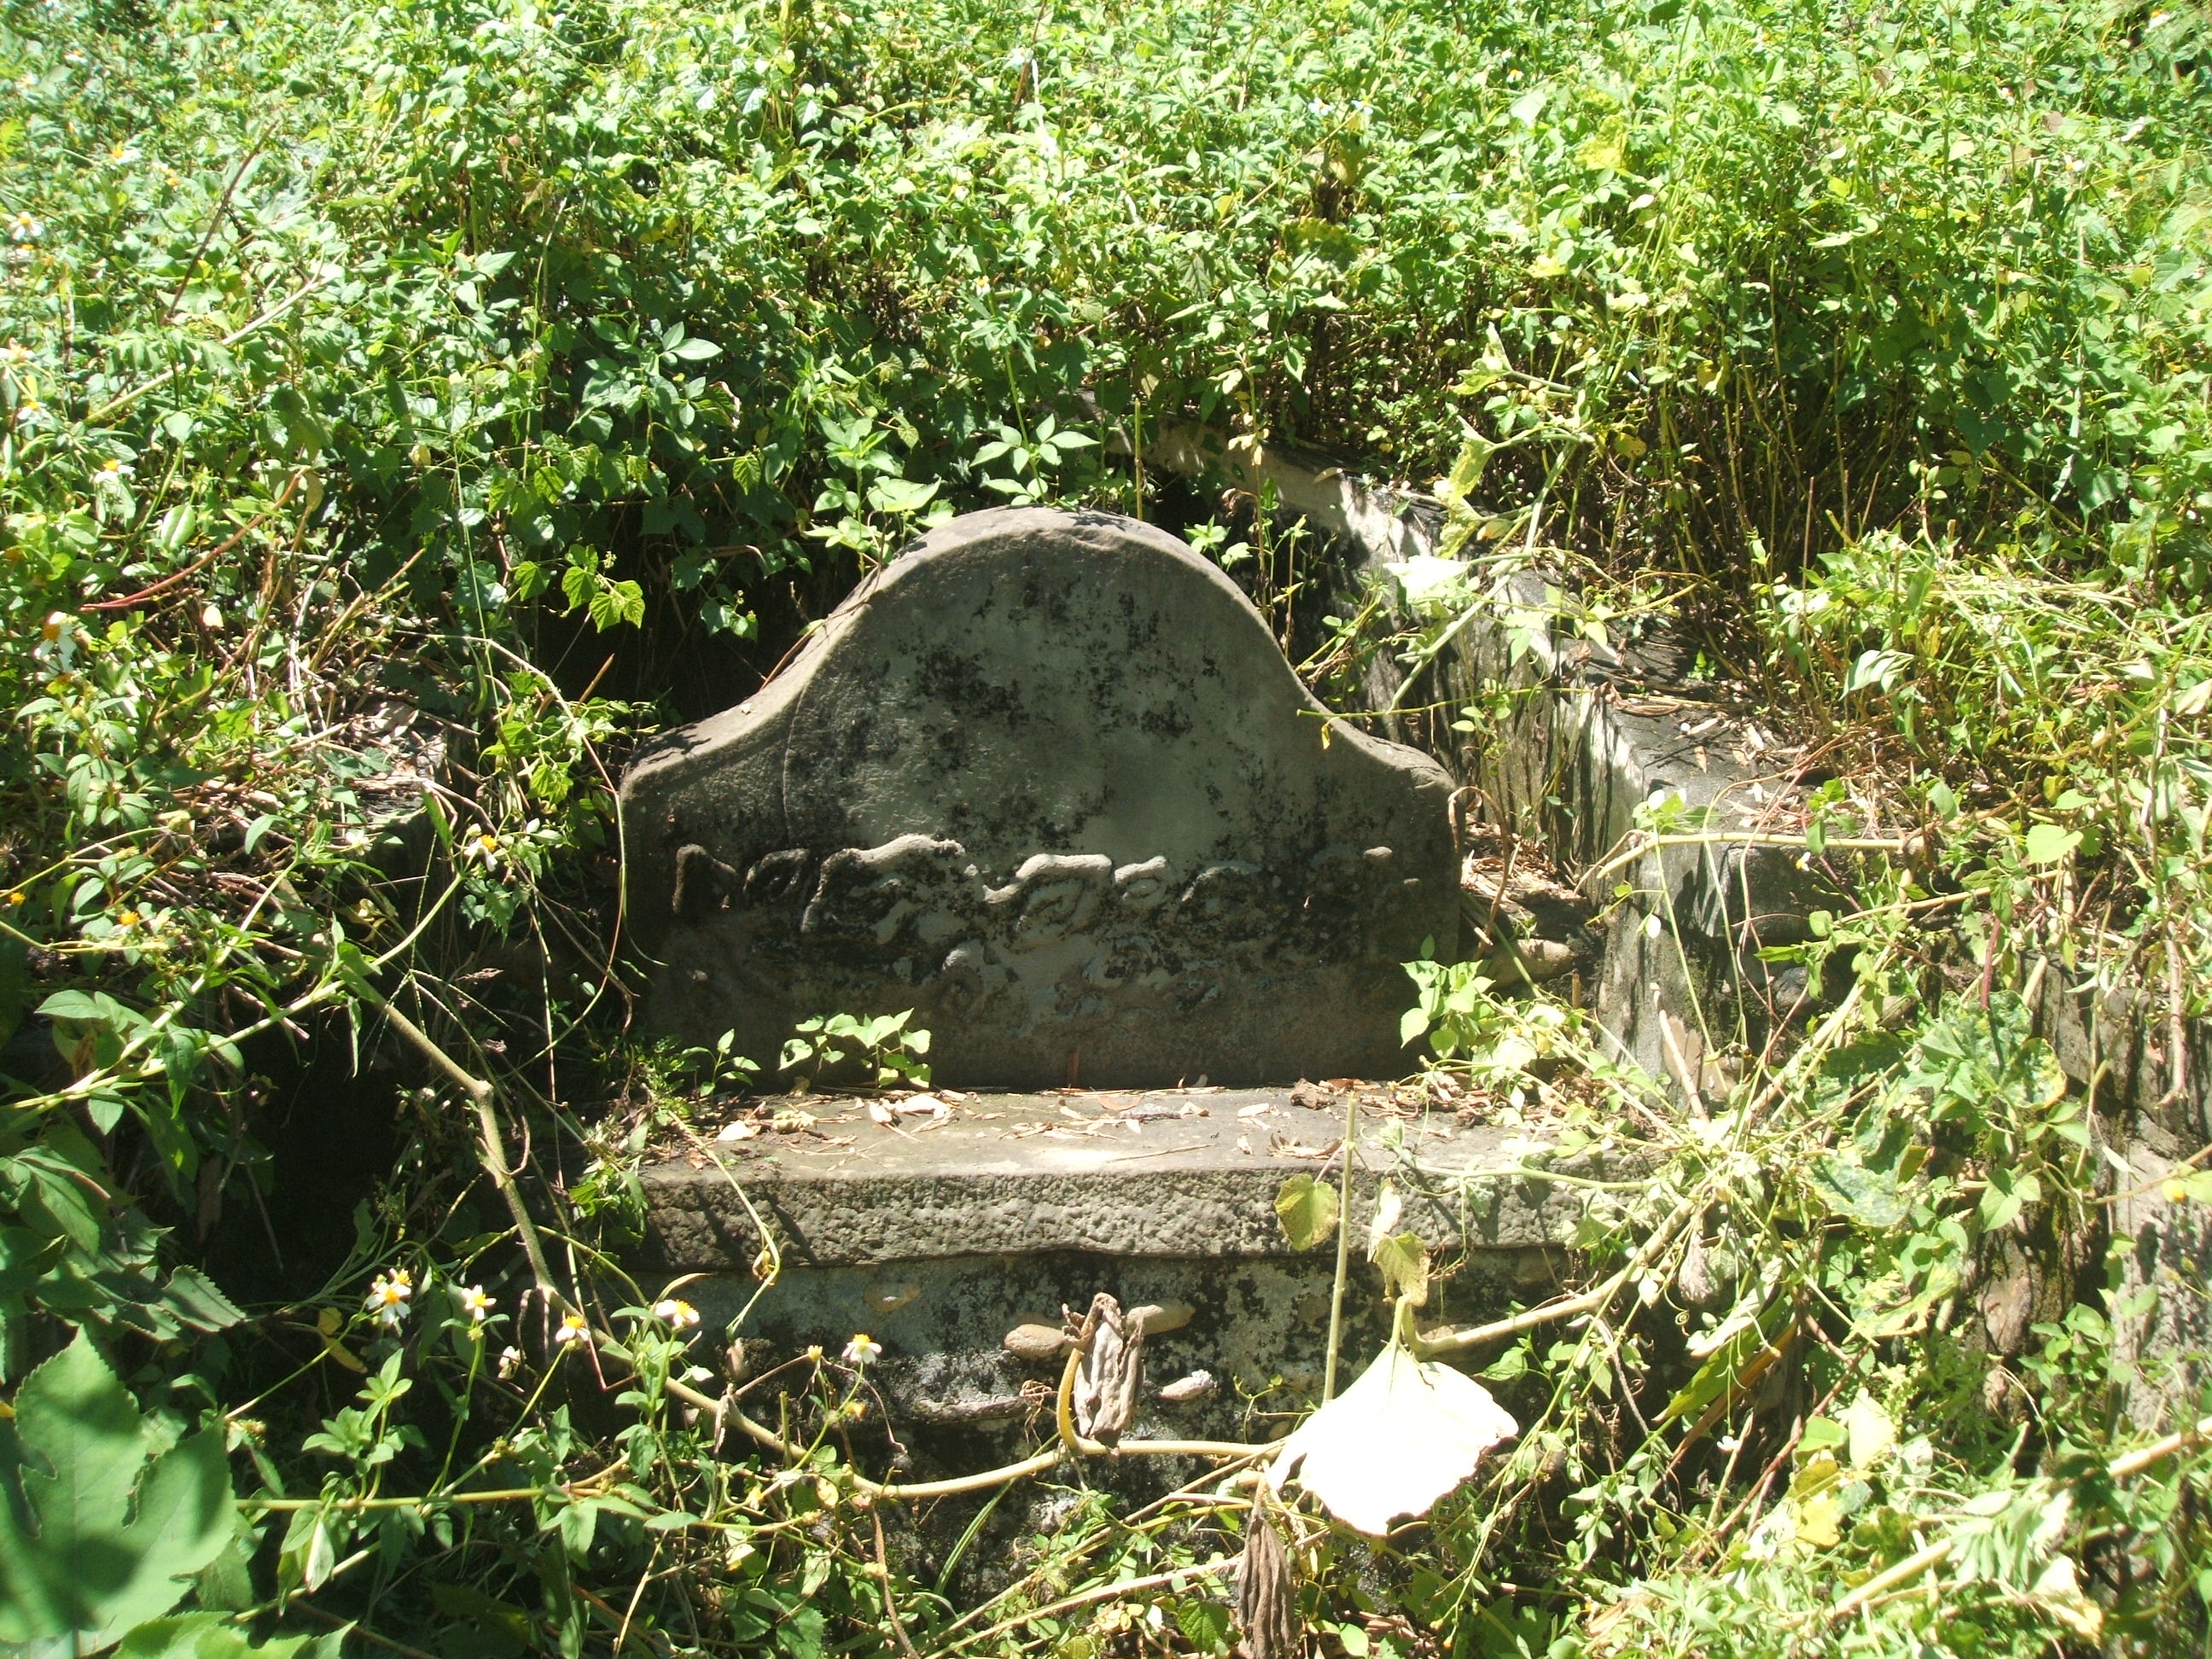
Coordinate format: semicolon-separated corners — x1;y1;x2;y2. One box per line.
1173;1598;1231;1653
1273;1173;1338;1253
0;1331;236;1647
1268;1338;1516;1534
153;1268;245;1333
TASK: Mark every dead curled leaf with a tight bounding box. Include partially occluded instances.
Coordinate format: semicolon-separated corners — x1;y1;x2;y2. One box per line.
1268;1338;1517;1535
1236;1502;1301;1659
1068;1293;1144;1444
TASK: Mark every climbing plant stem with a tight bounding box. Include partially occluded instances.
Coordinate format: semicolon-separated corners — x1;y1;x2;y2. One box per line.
1322;1083;1359;1400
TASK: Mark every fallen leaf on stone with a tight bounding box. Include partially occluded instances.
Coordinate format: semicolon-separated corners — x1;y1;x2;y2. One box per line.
1003;1323;1071;1361
1160;1368;1215;1402
867;1101;897;1126
1129;1300;1193;1336
771;1109;818;1132
1269;1338;1516;1535
902;1093;948;1116
1238;1101;1272;1119
716;1121;760;1143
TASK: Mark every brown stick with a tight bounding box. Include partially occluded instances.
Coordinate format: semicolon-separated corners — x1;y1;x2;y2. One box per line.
362;985;559;1299
1416;1195;1698;1354
84;471;301;611
872;1509;926;1659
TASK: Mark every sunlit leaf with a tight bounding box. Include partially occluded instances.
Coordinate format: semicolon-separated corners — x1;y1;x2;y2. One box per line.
1274;1173;1338;1253
1268;1337;1516;1534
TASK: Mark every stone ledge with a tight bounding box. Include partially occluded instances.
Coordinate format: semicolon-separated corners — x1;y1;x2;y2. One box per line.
640;1085;1647;1270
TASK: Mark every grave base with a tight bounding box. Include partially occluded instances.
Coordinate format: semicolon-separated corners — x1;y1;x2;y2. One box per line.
635;1085;1644;1590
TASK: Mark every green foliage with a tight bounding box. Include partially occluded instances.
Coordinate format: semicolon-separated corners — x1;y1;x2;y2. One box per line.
1381;912;2212;1658
779;1007;932;1089
116;1615;340;1659
1401;957;1576;1082
0;1121;242;1379
0;1332;237;1651
0;0;2205;1650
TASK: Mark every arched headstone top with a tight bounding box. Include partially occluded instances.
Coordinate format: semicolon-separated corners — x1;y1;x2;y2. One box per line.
624;507;1457;1086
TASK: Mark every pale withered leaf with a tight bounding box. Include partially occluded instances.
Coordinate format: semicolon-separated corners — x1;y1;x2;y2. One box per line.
1236;1502;1301;1659
1267;1339;1516;1535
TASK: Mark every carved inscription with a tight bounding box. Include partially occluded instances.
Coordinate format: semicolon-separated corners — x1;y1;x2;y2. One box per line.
672;834;1424;1030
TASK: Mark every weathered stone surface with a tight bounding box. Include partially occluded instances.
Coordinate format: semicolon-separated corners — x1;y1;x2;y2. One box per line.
622;508;1458;1086
636;1086;1608;1592
640;1086;1644;1269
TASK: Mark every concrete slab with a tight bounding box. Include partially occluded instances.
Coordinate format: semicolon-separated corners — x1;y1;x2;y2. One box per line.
632;1083;1639;1585
640;1084;1646;1272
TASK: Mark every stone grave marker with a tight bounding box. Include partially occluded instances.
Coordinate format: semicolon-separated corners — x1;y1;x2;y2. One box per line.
621;507;1457;1086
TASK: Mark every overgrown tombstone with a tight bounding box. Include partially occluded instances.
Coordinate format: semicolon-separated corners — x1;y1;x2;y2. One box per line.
622;507;1458;1087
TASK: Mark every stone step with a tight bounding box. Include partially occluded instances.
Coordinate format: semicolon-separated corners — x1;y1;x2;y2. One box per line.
634;1084;1647;1533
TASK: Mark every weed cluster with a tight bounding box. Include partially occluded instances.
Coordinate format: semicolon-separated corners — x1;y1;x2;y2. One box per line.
0;0;2206;1653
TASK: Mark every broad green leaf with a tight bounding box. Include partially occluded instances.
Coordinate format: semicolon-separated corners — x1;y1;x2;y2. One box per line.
1273;1173;1339;1253
866;477;940;515
1382;555;1470;616
0;1331;236;1649
1173;1598;1231;1653
2023;822;2080;864
586;578;644;632
1797;1416;1847;1456
1809;1155;1906;1227
778;1604;827;1659
117;1612;339;1659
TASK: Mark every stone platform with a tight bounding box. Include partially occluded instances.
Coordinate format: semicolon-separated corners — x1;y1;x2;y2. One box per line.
637;1084;1645;1512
